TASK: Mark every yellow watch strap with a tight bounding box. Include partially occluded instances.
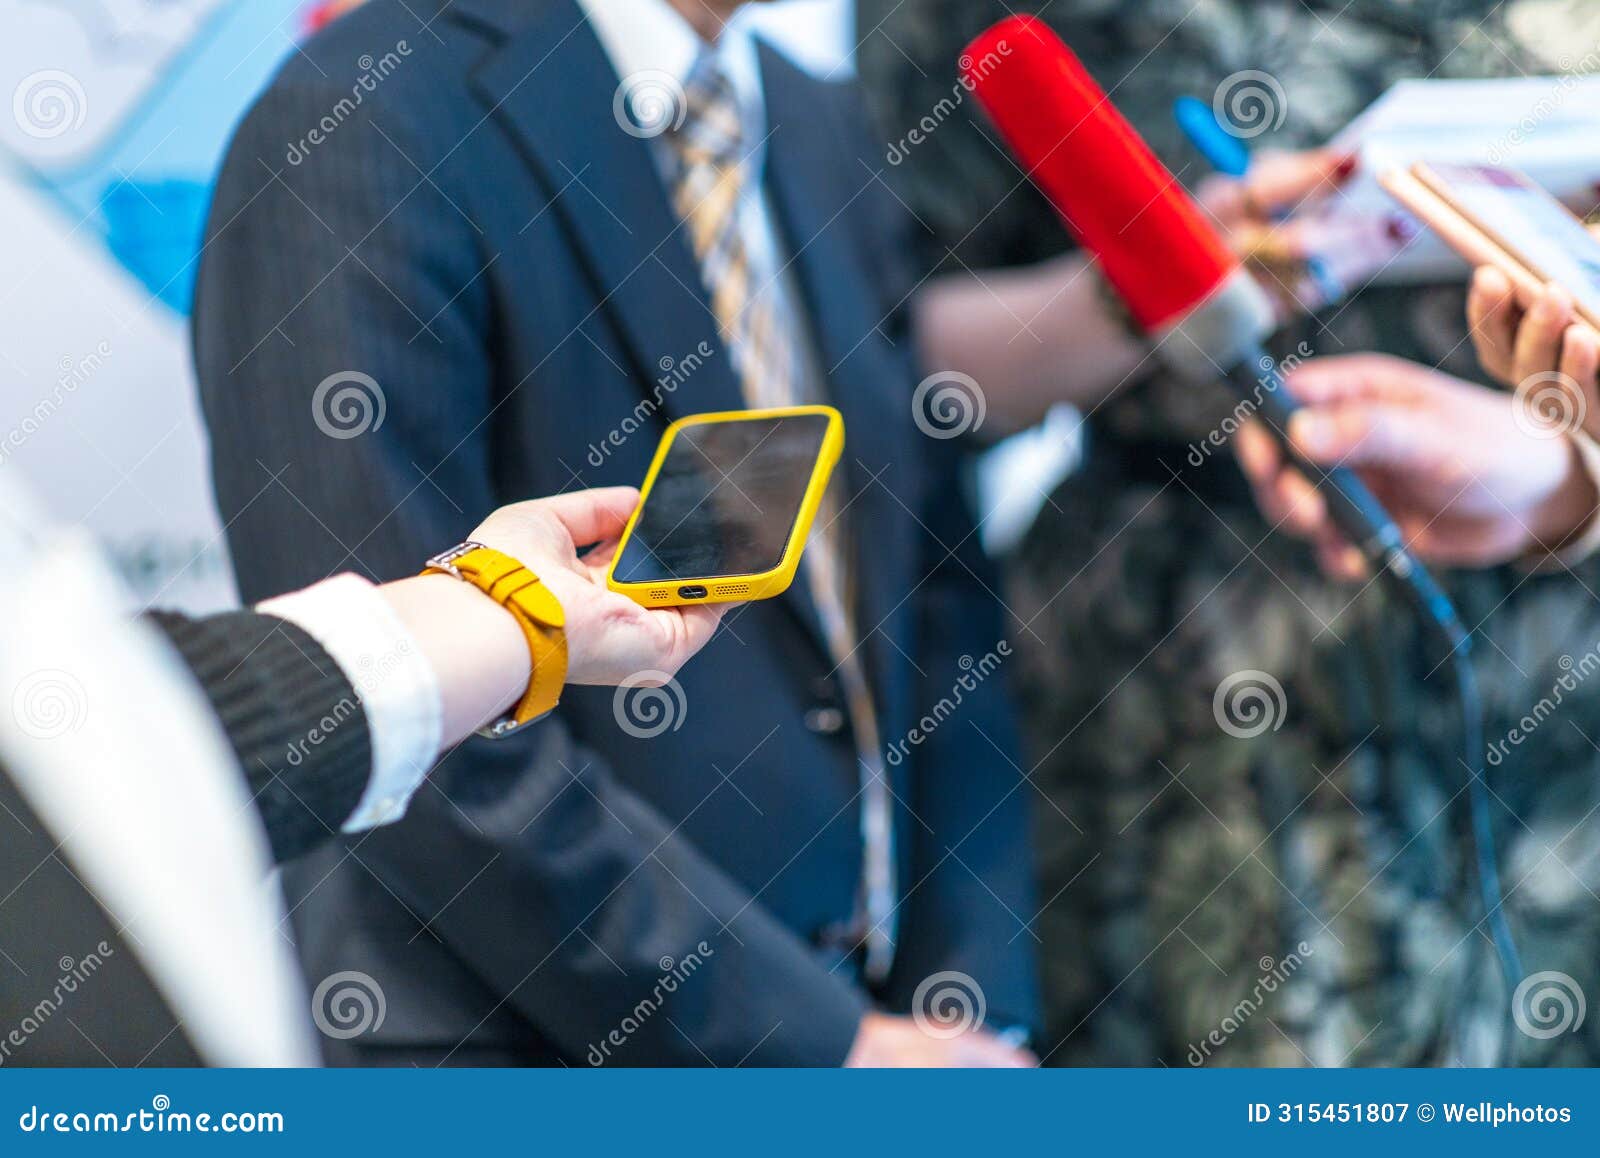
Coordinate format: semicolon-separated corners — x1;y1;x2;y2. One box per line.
425;546;568;733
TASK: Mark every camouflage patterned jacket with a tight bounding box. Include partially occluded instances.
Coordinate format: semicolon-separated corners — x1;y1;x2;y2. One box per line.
856;0;1600;1065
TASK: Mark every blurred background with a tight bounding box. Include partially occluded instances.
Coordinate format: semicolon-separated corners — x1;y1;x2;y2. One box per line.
0;0;850;612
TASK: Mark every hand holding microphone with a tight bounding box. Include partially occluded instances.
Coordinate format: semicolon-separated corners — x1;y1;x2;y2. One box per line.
1235;356;1600;578
961;15;1466;653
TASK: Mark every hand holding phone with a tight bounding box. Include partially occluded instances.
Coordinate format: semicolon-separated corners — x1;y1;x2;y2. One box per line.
607;406;843;607
1381;162;1600;326
1467;268;1600;412
1382;162;1600;433
467;488;728;688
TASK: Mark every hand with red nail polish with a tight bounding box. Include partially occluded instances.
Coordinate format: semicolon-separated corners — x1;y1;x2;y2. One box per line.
1195;147;1395;318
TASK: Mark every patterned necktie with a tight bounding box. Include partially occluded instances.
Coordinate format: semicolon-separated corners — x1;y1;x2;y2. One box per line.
665;52;897;980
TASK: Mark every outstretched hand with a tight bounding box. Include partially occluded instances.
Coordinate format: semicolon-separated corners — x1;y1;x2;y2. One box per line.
1234;355;1598;579
1196;148;1398;319
470;487;728;686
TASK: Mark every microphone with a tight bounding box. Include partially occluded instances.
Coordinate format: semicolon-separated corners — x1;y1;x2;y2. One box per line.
961;16;1467;656
963;19;1531;1013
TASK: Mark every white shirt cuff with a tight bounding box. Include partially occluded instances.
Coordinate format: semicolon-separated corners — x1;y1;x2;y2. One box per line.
1526;430;1600;572
257;574;443;832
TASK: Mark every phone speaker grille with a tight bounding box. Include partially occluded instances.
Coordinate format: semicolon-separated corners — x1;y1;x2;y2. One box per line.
715;583;751;597
648;588;671;601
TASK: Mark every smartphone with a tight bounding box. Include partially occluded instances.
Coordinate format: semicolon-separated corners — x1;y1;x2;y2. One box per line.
606;406;844;607
1380;161;1600;331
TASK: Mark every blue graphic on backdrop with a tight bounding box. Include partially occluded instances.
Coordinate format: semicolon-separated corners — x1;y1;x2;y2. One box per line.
2;0;348;314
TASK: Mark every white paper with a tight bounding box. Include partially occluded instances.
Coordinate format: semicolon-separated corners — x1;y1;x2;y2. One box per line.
1318;76;1600;285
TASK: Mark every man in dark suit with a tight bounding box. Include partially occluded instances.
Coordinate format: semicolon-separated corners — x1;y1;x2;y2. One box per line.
195;0;1075;1066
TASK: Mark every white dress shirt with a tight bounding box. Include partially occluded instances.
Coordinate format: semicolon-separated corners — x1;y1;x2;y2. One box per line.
582;0;831;400
259;574;442;831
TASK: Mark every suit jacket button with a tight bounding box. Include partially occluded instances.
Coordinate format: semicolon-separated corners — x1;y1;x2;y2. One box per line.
804;706;846;735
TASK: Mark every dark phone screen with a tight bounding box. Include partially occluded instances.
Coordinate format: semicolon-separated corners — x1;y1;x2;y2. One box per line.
611;413;830;583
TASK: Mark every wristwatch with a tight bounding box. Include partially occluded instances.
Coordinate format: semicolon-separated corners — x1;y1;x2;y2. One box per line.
422;541;568;737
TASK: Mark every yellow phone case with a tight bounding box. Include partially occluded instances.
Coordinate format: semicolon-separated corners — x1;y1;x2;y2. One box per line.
607;405;844;607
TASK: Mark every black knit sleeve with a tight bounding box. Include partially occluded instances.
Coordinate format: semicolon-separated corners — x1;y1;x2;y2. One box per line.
146;609;373;864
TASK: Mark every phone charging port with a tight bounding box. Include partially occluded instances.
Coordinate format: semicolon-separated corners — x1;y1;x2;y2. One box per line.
676;585;708;600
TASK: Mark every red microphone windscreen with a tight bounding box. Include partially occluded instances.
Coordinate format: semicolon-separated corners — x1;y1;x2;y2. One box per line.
962;17;1238;331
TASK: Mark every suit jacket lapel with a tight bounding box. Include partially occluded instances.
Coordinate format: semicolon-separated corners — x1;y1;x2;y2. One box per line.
759;42;920;743
758;41;911;511
461;0;747;425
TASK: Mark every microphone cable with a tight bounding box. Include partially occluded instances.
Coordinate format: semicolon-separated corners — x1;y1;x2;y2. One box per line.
1453;650;1527;1066
1236;354;1525;1017
1435;611;1524;996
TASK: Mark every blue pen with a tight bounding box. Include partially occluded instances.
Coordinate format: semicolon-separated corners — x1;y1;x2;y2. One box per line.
1174;96;1251;176
1173;95;1343;305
